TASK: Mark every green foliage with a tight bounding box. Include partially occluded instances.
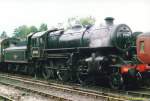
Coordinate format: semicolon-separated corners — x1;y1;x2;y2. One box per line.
13;25;30;38
13;23;48;38
0;31;8;39
12;17;95;38
67;17;77;27
30;26;38;33
67;16;95;28
39;23;48;31
13;25;39;38
79;16;95;27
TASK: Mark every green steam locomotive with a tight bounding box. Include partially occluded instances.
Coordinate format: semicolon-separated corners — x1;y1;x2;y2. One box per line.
0;17;146;89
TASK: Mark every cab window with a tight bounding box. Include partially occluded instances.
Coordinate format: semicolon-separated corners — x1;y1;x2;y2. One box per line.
39;37;45;48
40;38;43;45
32;38;39;47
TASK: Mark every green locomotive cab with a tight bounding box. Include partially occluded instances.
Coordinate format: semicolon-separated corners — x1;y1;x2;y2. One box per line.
30;28;62;59
31;31;47;58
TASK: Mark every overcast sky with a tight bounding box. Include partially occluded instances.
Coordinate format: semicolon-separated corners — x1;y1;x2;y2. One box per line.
0;0;150;36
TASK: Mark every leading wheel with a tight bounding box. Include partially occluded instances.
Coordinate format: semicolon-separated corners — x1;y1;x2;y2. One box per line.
109;72;124;89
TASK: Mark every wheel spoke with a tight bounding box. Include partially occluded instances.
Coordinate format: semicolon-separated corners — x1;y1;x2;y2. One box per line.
77;73;87;84
42;61;55;80
77;67;88;84
109;73;124;89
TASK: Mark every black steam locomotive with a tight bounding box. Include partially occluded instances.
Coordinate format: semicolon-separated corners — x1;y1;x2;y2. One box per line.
0;17;144;89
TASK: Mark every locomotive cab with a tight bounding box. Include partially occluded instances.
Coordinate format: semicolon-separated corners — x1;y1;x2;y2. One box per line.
30;28;62;59
31;31;47;58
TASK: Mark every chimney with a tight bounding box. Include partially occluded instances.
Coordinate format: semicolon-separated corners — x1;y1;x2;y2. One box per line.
104;17;114;26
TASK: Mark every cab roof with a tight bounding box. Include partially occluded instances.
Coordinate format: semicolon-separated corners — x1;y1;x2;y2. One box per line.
31;31;47;38
31;28;60;39
138;32;150;37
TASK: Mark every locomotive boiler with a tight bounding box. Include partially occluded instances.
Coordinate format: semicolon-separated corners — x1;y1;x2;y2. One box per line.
0;17;146;89
47;17;132;51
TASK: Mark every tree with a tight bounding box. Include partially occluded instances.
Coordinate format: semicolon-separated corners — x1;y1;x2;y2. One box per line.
0;31;8;39
79;16;95;27
39;23;48;31
67;16;95;28
30;26;38;33
13;25;39;38
13;25;30;38
67;17;77;28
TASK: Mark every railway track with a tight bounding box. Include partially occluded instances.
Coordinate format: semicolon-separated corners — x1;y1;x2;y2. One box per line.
0;73;146;101
133;87;150;97
0;94;13;101
0;80;70;101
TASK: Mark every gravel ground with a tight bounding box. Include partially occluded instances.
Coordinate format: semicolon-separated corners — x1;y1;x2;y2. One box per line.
0;84;54;101
0;75;148;101
0;77;105;101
